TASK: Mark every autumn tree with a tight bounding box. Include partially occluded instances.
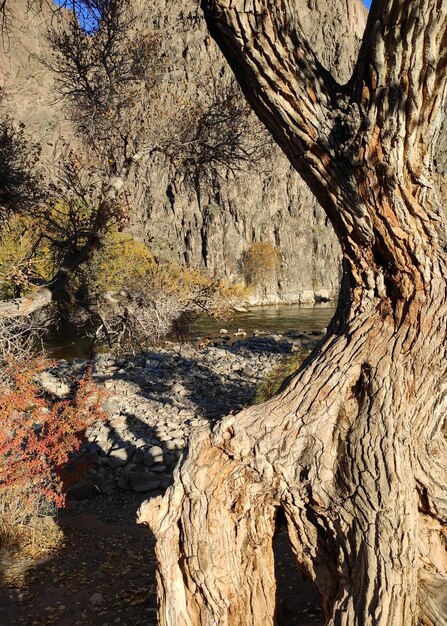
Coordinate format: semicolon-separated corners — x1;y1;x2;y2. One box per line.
138;1;447;625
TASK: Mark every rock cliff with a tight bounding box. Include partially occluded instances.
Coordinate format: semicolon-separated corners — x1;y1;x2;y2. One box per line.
2;0;444;304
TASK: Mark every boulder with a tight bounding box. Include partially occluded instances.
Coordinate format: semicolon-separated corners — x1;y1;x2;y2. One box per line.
67;480;99;501
128;472;161;493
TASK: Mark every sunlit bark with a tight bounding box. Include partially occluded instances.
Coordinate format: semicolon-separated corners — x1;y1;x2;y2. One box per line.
139;1;447;624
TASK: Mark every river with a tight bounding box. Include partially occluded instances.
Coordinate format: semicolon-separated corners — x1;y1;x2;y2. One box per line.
45;303;336;359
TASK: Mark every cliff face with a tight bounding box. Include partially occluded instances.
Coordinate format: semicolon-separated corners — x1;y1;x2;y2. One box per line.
0;1;71;158
4;1;445;304
125;0;369;303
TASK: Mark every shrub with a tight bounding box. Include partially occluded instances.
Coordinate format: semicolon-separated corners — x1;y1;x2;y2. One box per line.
0;314;52;379
241;242;281;287
87;230;156;294
81;232;249;350
0;358;106;558
0;215;52;299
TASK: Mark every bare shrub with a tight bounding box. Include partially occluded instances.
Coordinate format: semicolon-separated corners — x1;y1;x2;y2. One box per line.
0;312;52;381
81;234;249;351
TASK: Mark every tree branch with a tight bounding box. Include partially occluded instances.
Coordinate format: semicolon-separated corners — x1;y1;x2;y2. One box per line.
201;0;376;248
352;0;447;179
201;0;338;164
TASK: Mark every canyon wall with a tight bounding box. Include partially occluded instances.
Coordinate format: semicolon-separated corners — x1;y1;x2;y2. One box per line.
5;1;445;304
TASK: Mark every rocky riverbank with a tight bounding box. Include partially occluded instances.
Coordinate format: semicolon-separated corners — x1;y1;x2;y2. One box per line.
0;330;326;626
43;330;324;506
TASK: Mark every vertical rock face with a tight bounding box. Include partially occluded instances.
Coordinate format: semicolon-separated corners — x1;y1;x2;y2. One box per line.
0;1;71;158
124;0;370;303
4;0;445;304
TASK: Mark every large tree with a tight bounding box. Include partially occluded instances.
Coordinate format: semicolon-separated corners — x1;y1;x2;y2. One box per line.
138;1;447;625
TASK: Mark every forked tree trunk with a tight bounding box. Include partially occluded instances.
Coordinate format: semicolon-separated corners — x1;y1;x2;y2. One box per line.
138;1;447;624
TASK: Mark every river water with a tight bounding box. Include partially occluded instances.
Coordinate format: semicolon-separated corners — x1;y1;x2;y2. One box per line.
45;303;336;359
191;302;335;338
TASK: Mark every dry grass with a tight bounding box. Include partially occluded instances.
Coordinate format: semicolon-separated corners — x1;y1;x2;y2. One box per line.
256;349;309;403
0;486;63;584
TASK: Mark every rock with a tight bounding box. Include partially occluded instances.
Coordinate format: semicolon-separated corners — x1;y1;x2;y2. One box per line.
89;593;104;606
266;334;282;341
172;383;188;396
233;306;248;312
167;429;184;438
143;446;164;466
284;330;305;339
131;448;147;464
103;455;126;469
134;438;151;449
243;365;256;377
144;359;159;370
37;372;71;399
99;480;116;495
83;441;103;454
87;472;106;488
103;399;121;415
116;475;130;490
150;465;167;473
109;445;136;462
67;480;98;501
164;440;183;451
164;452;178;464
219;329;229;335
128;472;161;492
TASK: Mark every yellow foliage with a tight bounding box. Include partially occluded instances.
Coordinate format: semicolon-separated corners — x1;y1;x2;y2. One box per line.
0;216;52;298
241;242;281;286
88;231;156;293
88;232;248;311
49;198;95;240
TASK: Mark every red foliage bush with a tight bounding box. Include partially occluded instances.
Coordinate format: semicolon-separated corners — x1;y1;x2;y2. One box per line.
0;358;106;507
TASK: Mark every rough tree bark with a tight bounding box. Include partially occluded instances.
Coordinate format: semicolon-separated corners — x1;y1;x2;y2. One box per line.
138;1;447;625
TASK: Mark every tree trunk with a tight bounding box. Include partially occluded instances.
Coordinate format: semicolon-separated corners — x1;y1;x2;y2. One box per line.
139;259;447;625
138;1;447;624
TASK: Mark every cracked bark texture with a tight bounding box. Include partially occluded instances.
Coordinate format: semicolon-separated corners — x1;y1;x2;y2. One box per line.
138;1;447;624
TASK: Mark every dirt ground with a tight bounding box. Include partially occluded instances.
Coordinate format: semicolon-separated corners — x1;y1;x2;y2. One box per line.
0;490;324;626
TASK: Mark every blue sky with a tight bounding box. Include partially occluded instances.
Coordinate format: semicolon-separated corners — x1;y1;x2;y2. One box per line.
54;0;373;32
